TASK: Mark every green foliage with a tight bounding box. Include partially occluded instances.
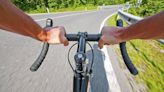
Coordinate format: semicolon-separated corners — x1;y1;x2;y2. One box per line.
126;40;164;92
107;14;127;26
128;6;138;15
128;0;164;17
141;0;164;16
107;14;118;26
12;0;126;13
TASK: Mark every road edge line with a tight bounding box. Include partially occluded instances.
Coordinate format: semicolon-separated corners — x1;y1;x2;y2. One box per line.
99;12;122;92
35;11;97;22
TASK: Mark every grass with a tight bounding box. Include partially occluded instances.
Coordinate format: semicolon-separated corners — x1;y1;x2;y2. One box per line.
107;14;127;26
126;40;164;92
107;14;164;92
27;5;97;14
107;14;118;26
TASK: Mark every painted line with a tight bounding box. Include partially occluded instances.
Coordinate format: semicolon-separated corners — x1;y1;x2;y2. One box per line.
35;11;97;22
28;10;95;16
99;13;122;92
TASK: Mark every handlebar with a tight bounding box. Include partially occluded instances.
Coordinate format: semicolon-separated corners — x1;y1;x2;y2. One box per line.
30;18;52;72
66;33;101;41
117;19;138;75
30;33;101;72
30;43;49;71
30;18;138;75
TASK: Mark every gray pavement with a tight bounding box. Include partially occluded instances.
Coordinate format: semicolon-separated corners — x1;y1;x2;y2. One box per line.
0;7;132;92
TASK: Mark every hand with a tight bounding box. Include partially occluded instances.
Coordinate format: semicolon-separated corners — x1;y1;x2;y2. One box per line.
44;26;69;46
98;26;123;49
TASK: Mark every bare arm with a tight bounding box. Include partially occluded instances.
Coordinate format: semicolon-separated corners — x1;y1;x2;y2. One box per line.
118;11;164;40
0;0;46;41
98;11;164;48
0;0;68;45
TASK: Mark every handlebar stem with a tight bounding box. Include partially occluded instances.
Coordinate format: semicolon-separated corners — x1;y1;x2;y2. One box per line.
74;32;87;74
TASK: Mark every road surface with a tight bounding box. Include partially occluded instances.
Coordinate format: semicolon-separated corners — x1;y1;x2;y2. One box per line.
0;6;133;92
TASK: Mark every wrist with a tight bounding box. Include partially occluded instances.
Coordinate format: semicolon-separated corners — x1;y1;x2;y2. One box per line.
114;27;127;43
37;29;48;42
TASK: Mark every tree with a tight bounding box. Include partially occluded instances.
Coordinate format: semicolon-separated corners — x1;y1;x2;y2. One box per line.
43;0;49;8
12;0;128;12
80;0;87;5
93;0;98;5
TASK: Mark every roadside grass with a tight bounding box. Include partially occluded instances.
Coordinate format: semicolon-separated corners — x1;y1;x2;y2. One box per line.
107;14;127;26
27;4;97;14
107;14;164;92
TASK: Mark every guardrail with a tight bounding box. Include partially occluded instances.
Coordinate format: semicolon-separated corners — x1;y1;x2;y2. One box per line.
118;10;142;24
98;5;124;10
118;10;164;44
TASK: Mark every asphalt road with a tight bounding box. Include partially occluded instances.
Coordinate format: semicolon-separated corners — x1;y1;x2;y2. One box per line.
0;6;132;92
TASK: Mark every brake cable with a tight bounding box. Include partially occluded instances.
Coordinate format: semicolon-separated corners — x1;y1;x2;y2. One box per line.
86;42;94;74
67;43;78;73
67;42;95;74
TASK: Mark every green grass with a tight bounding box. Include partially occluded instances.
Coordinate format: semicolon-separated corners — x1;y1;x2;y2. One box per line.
107;14;164;92
27;4;97;14
127;40;164;92
107;14;127;26
107;14;118;26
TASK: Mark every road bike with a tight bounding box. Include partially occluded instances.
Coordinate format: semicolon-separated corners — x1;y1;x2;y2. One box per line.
30;18;138;92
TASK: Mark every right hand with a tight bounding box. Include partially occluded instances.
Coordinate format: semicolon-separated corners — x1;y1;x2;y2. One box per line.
98;26;123;49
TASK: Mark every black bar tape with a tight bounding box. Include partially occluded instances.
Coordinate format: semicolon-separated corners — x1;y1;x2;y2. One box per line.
30;18;53;72
30;43;49;71
120;42;138;75
117;19;138;75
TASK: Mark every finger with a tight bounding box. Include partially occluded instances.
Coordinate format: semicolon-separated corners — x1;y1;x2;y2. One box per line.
104;43;110;45
62;37;69;46
98;36;105;49
101;26;108;34
61;29;68;46
100;27;105;34
59;26;66;32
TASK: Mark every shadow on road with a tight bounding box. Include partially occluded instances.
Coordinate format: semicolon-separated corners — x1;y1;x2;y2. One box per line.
86;44;109;92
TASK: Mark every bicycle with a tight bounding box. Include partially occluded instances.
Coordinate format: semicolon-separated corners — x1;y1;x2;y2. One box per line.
30;18;138;92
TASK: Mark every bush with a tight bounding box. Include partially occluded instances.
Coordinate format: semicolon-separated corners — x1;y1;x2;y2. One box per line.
128;6;138;16
128;0;164;17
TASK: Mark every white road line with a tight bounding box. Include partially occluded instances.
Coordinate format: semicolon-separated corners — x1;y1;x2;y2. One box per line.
35;11;97;22
28;10;93;16
99;13;122;92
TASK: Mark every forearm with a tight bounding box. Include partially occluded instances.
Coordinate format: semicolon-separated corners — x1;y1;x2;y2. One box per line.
0;0;46;41
117;11;164;42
